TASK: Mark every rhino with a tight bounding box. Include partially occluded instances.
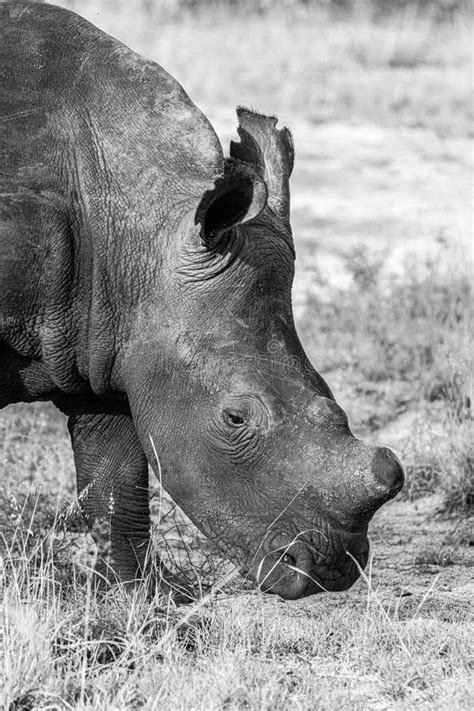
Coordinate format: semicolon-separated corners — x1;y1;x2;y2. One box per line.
0;2;403;600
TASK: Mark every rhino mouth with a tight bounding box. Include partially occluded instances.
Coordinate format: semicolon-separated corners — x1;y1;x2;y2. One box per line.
241;522;370;600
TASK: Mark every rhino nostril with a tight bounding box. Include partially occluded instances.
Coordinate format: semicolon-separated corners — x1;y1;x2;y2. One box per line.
371;447;404;493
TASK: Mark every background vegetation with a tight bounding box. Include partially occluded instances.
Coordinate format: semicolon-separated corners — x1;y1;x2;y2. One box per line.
1;0;472;708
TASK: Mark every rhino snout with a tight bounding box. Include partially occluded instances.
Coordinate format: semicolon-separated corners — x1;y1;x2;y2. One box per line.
244;524;370;600
247;538;315;600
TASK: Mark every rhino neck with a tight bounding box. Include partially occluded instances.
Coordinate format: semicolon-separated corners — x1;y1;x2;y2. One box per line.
65;115;221;396
22;5;225;398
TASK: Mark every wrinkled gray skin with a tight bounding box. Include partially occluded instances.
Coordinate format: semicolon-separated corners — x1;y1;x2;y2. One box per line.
0;2;403;599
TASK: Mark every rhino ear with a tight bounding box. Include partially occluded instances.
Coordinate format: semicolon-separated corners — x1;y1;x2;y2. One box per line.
195;159;267;245
230;107;294;222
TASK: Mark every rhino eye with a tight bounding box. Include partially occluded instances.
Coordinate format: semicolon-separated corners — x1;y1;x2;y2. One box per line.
224;410;246;427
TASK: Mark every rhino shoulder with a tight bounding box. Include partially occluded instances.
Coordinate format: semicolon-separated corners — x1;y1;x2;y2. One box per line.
0;2;223;190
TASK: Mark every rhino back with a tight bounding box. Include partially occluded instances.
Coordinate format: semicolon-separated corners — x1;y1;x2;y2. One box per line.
0;1;223;396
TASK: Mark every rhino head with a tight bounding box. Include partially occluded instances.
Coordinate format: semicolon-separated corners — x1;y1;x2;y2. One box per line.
121;108;403;599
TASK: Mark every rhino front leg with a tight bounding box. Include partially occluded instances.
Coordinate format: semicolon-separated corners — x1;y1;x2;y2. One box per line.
55;396;150;585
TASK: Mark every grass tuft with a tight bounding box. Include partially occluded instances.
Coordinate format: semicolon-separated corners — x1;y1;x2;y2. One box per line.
1;488;472;707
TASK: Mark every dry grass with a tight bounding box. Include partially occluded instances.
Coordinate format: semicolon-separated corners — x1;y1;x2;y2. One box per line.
1;2;473;709
1;369;472;708
1;520;473;709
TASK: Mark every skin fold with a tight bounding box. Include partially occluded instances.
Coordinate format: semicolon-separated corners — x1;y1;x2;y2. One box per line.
0;2;404;599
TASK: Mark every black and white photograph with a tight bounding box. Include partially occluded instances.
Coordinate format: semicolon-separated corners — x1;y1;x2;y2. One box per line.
0;0;472;708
